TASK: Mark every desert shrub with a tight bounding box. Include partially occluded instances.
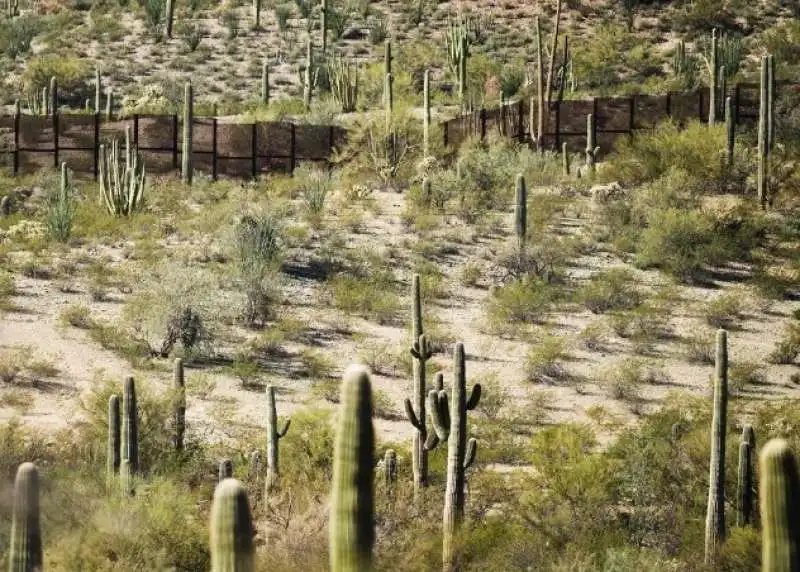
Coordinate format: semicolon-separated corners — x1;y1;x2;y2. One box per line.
234;213;283;326
0;14;42;58
121;262;223;358
372;388;397;419
296;164;334;227
577;267;641;314
495;234;575;284
728;361;765;395
702;291;743;329
368;17;388;45
768;321;800;364
143;0;166;34
485;277;556;333
46;170;77;243
327;273;401;324
453;135;520;221
524;333;570;382
598;358;650;401
177;21;204;52
674;0;739;32
682;330;716;364
21;55;91;94
59;303;93;329
578;320;612;352
474;372;509;421
219;8;239;38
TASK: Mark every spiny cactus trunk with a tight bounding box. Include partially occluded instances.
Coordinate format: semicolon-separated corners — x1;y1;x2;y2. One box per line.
760;438;800;571
304;39;313;110
725;96;735;167
165;0;174;38
514;173;527;252
261;62;269;105
106;88;113;121
107;394;121;486
458;35;467;105
122;376;138;475
10;463;42;572
757;55;768;210
252;0;260;30
50;76;57;117
219;459;233;482
405;274;430;497
266;384;290;494
182;82;193;185
708;29;717;126
320;0;328;55
174;358;186;452
385;73;393;132
423;69;431;158
586;113;597;174
544;0;562;108
95;68;102;114
562;142;570;176
767;54;774;155
330;365;375;572
535;16;544;152
738;439;754;527
210;478;255;572
704;329;728;565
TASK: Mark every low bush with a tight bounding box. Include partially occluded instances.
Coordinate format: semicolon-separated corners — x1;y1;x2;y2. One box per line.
577;267;642;314
702;292;743;329
524;333;570;382
484;277;556;334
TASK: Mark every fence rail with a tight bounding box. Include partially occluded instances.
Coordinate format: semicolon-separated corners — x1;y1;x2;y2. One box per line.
442;82;800;154
0;113;347;179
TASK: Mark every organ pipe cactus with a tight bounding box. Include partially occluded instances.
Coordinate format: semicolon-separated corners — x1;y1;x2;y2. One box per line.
704;329;728;564
9;463;42;572
404;274;433;495
738;424;755;527
514;173;526;251
107;394;121;486
210;478;255;572
120;376;138;495
265;384;291;494
99;126;146;216
330;365;375;572
759;438;800;571
328;56;359;113
444;13;469;78
425;343;481;572
182;82;193;185
174;358;186;452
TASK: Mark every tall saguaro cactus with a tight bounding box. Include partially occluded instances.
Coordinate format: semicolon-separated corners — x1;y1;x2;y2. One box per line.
320;0;328;55
165;0;174;38
108;394;121;485
426;343;481;572
757;55;768;210
121;376;139;495
704;329;728;564
545;0;562;108
738;424;755;527
330;365;375;572
182;82;193;185
423;69;431;158
534;16;544;151
9;463;42;572
261;62;270;105
304;38;314;110
707;28;718;126
725;96;735;167
210;478;255;572
759;438;800;571
265;384;291;494
252;0;261;30
767;54;775;154
514;173;527;252
404;274;432;495
174;358;186;452
95;68;102;114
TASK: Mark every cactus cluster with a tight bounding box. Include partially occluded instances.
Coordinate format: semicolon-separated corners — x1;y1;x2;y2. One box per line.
265;384;291;494
99;126;146;216
425;343;481;571
328;56;359;113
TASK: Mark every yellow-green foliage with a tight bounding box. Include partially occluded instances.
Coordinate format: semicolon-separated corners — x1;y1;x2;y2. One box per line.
22;55;90;92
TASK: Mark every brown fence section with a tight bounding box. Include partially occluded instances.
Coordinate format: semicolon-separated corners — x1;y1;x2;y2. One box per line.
442;82;800;155
0;112;347;179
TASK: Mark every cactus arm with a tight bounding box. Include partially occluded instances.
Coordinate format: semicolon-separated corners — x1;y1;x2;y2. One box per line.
423;429;440;451
464;438;477;470
278;419;291;438
429;390;450;442
466;384;481;410
404;398;422;431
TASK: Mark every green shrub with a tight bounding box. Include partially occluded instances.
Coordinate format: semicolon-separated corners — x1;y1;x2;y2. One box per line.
701;292;743;329
768;321;800;364
728;361;765;395
524;334;570;382
682;330;715;364
577;267;641;314
0;15;42;58
59;304;93;329
485;277;555;334
22;55;91;93
327;273;401;325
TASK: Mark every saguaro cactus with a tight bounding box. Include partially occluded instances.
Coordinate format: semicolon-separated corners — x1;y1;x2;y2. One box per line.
120;376;138;495
106;87;113;121
458;35;468;104
404;274;432;495
704;329;728;564
261;62;270;105
514;173;527;251
759;438;800;571
707;28;718;126
95;68;102;114
330;365;375;572
182;82;193;185
562;142;570;176
107;394;121;485
757;55;768;210
265;384;291;494
423;69;431;158
767;54;775;154
738;424;755;527
50;76;58;117
210;478;255;572
426;343;481;572
9;463;42;572
725;95;735;167
534;16;544;151
320;0;328;55
252;0;260;30
174;358;186;452
303;39;314;110
166;0;174;38
586;113;598;174
385;73;394;131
